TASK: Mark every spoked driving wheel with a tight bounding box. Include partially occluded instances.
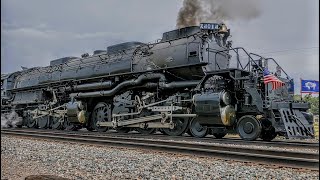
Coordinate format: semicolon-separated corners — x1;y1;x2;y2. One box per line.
136;126;156;134
112;105;131;133
51;117;64;130
136;110;157;134
115;127;131;133
26;112;37;128
162;117;189;136
159;128;167;135
37;116;50;129
188;119;208;138
91;102;110;132
237;115;262;141
186;129;192;136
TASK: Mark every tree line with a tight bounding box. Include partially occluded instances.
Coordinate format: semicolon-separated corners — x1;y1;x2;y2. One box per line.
293;94;319;115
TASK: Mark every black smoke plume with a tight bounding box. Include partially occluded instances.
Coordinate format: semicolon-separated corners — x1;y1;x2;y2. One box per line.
176;0;261;28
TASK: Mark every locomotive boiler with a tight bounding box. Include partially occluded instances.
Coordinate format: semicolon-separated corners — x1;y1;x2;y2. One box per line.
1;22;315;141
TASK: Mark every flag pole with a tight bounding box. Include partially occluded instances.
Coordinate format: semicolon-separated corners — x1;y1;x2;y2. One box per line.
300;78;303;100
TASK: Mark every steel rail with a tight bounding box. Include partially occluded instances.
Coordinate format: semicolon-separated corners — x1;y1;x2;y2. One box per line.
99;131;319;150
3;128;318;150
1;129;318;171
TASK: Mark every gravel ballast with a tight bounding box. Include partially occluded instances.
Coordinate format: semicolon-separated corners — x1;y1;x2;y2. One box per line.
1;135;319;180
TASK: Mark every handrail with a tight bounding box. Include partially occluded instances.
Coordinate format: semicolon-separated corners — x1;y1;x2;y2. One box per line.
249;53;290;79
265;58;290;79
231;47;264;72
207;47;265;72
206;46;291;81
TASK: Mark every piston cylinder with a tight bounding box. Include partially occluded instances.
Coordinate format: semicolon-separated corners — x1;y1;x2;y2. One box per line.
66;101;88;124
193;90;236;126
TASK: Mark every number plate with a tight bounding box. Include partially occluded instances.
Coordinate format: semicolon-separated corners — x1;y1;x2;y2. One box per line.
200;23;220;30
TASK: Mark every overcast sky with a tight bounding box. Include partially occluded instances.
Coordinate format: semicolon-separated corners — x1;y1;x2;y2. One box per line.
1;0;319;94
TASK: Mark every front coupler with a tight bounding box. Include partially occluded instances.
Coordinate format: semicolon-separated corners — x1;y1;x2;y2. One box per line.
270;101;314;139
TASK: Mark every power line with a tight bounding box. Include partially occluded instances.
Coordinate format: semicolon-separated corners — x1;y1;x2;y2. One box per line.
257;47;319;55
266;51;319;58
236;47;319;59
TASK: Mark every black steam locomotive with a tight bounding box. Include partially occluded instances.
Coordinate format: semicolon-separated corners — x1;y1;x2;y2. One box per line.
1;23;314;141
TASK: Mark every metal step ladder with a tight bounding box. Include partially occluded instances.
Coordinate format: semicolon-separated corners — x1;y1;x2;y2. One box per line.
279;108;314;139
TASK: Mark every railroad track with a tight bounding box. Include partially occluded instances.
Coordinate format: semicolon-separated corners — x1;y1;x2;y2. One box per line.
100;131;319;150
3;128;319;150
1;128;319;170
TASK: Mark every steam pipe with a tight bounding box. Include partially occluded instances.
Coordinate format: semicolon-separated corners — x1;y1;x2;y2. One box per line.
129;82;158;89
70;73;166;98
65;81;113;91
159;80;199;89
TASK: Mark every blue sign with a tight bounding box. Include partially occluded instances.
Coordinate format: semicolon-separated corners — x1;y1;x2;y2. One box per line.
200;23;220;30
301;79;319;93
288;79;294;94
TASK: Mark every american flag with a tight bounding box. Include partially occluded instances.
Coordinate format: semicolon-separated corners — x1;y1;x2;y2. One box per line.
263;68;285;90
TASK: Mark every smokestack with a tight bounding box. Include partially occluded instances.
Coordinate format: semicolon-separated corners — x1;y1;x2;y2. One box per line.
176;0;261;28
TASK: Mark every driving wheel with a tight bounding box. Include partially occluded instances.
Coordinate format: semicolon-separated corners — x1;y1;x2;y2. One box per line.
136;110;157;134
37;116;49;129
91;102;110;132
26;112;37;128
162;117;189;136
112;105;131;133
189;119;208;138
237;115;262;141
51;117;64;130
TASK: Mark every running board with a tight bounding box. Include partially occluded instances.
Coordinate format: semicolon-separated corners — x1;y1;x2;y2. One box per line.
97;114;164;127
97;113;196;128
117;114;164;126
279;108;315;139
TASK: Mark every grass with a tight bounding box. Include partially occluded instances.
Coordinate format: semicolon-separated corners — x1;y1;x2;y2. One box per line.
314;122;319;138
227;121;319;139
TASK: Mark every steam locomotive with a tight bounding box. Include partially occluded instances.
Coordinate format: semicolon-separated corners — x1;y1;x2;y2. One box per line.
1;23;315;141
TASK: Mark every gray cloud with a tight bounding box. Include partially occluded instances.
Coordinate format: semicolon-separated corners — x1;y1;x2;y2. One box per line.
227;0;319;94
1;0;182;71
